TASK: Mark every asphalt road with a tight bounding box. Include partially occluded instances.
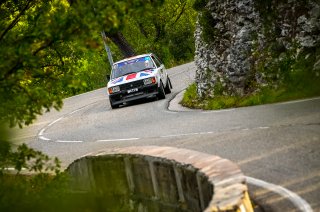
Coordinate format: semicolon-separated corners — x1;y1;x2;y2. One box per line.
12;62;320;211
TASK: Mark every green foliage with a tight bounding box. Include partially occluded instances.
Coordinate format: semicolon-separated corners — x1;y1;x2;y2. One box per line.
121;0;197;67
70;0;161;34
0;122;67;211
0;0;147;127
193;0;208;11
70;49;110;95
0;1;142;210
205;96;238;109
11;143;61;174
197;4;218;44
0;123;70;211
192;0;217;44
182;44;320;109
182;66;320;110
0;0;82;127
0;124;11;171
0;125;61;175
0;0;196;127
184;0;320;110
0;171;74;212
0;1;199;211
181;83;202;108
213;78;224;96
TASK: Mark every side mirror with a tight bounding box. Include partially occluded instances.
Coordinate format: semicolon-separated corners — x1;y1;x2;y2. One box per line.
106;74;110;81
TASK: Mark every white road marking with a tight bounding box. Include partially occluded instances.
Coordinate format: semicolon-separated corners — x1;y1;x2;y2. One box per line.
37;102;100;142
278;97;320;105
242;126;270;131
39;129;46;136
161;131;217;138
38;125;272;143
81;152;95;157
230;127;242;130
246;176;313;212
56;140;83;143
258;126;270;129
164;110;178;114
39;136;51;141
37;95;320;143
200;131;213;134
69;108;86;115
38;117;64;140
160;132;200;138
47;117;63;127
96;138;140;142
202;109;235;114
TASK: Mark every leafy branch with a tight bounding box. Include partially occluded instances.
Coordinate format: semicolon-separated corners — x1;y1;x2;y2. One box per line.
0;0;35;42
13;144;61;174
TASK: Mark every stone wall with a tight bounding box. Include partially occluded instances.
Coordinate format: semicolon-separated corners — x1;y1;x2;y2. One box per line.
67;146;253;212
194;0;320;97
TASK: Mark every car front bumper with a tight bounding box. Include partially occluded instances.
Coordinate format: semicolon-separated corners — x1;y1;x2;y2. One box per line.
109;84;159;105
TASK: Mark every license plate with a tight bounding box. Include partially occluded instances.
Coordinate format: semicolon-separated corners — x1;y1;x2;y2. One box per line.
127;88;138;93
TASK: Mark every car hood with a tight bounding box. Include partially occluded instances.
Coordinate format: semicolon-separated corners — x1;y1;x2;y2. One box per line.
107;69;157;87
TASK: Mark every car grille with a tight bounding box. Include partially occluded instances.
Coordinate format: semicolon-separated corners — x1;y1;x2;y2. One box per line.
119;80;144;90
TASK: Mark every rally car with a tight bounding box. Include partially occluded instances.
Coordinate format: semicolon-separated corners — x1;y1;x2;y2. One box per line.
107;53;172;109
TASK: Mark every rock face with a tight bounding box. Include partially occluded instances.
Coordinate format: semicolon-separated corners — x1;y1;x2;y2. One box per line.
195;0;320;97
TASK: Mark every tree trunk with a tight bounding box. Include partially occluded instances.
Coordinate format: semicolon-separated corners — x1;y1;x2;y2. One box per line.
106;32;135;57
67;0;136;58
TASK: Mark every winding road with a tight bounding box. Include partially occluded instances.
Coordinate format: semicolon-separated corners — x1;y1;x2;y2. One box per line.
13;62;320;211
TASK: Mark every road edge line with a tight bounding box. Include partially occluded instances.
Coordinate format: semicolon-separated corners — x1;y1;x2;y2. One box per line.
246;176;313;212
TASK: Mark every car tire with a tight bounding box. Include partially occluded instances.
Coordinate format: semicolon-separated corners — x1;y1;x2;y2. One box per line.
164;77;172;94
157;82;166;100
110;100;119;109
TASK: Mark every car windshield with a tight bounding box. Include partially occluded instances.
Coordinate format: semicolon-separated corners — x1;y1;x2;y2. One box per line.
111;56;155;79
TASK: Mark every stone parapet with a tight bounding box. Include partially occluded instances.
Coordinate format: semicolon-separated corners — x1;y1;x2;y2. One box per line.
67;146;253;212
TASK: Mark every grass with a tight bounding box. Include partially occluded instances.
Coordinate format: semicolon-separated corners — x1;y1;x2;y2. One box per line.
181;71;320;110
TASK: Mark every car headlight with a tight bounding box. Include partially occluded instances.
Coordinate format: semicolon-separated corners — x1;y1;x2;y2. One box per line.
108;86;120;94
143;77;156;85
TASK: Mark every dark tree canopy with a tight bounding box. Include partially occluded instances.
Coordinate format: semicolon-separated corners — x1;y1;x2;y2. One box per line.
0;0;196;127
0;0;162;127
0;0;81;127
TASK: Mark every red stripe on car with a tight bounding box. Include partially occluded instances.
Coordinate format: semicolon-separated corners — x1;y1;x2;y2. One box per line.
126;73;137;80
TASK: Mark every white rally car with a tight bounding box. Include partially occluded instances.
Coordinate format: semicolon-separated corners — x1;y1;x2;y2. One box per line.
107;53;172;109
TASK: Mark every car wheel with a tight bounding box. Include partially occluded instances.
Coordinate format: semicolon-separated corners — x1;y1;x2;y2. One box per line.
157;82;166;99
110;100;119;109
164;77;172;94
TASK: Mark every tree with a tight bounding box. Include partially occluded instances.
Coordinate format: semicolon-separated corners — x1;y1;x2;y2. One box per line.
0;1;159;210
0;0;159;127
106;32;136;57
67;0;165;58
0;0;84;127
122;0;197;65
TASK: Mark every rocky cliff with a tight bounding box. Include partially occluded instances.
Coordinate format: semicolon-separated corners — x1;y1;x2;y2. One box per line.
194;0;320;97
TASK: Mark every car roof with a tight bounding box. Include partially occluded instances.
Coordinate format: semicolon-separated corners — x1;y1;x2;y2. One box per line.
114;53;153;65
